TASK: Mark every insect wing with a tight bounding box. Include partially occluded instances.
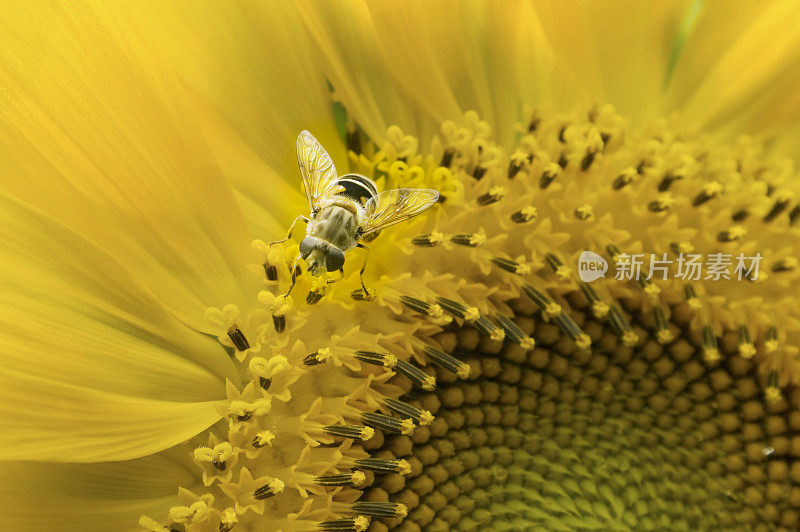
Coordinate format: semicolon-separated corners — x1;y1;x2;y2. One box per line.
296;130;340;212
360;188;439;235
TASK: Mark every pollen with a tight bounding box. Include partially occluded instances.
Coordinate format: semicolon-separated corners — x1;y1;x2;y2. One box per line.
476;186;507;206
545;302;562;317
252;430;275;448
148;106;800;532
739;342;756;359
254;478;284;499
511;205;538;223
718;225;747;242
169;501;210;524
574;203;595;222
540;162;562;188
412;231;445;247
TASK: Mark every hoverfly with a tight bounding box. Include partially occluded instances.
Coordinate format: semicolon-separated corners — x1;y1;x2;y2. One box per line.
269;130;439;298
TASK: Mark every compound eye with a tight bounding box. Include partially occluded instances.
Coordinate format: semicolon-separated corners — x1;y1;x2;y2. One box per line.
299;236;318;258
326;246;345;272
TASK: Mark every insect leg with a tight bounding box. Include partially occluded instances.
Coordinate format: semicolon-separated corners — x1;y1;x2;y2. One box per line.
356;243;371;296
327;268;345;285
285;255;301;297
269;215;309;246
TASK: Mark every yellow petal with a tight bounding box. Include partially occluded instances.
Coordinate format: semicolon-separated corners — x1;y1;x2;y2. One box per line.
534;0;690;122
0;1;257;333
0;369;222;462
296;0;449;145
708;59;800;155
0;192;227;461
364;0;583;145
188;95;309;238
128;0;343;230
300;0;537;145
0;449;199;531
667;0;800;132
301;1;671;146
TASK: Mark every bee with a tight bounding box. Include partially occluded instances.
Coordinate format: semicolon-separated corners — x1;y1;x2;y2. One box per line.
270;130;439;298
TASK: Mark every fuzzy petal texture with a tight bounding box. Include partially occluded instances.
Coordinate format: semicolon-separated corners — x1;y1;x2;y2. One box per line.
534;0;690;122
187;95;310;239
666;0;800;145
0;192;228;462
347;0;576;146
128;0;343;234
0;449;200;531
295;0;434;144
295;0;687;144
0;1;258;333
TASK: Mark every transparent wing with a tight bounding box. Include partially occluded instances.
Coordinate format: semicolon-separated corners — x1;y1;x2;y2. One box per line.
360;188;440;235
296;130;340;212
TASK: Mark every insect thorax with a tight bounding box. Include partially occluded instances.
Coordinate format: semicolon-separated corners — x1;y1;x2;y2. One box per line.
309;203;360;251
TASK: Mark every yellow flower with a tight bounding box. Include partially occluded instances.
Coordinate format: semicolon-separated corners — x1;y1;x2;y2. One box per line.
2;1;800;531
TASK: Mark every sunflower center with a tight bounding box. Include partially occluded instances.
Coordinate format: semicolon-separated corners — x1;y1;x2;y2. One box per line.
144;105;800;532
345;107;800;531
364;290;800;531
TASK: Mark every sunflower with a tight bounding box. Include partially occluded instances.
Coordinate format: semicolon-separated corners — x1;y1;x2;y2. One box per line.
2;1;800;531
